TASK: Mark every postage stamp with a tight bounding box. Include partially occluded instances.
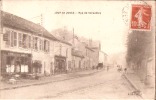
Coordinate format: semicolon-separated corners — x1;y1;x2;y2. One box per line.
130;4;152;31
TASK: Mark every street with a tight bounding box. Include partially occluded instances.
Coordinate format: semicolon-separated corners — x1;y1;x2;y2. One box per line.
0;1;155;100
0;68;142;99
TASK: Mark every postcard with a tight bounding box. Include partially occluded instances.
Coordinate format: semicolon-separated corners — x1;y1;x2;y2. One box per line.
0;0;155;99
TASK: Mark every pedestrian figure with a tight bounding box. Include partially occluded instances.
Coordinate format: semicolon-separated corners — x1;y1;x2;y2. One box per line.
124;68;127;74
117;65;122;72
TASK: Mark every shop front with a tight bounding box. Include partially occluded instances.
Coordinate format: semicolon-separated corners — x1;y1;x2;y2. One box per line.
1;50;32;77
54;55;66;74
32;60;42;74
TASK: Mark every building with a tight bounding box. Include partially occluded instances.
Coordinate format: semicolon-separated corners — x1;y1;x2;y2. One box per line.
51;28;103;71
89;47;99;67
99;51;108;67
85;46;94;69
80;38;101;68
0;11;58;76
69;35;86;71
53;39;72;74
72;49;84;71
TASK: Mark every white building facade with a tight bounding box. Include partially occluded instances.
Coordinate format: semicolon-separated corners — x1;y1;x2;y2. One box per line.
54;40;72;74
0;11;57;76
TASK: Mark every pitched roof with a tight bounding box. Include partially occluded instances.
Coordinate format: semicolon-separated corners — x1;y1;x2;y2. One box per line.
2;11;57;41
59;39;72;46
85;46;94;52
54;36;72;46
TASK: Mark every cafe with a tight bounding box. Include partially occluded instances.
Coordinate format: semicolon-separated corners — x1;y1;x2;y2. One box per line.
1;50;32;76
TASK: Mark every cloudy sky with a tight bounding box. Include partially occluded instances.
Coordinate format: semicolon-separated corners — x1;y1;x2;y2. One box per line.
3;0;153;55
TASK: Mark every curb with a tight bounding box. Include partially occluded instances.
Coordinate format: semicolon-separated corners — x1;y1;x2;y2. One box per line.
123;74;144;98
0;69;101;91
123;74;139;90
1;76;79;90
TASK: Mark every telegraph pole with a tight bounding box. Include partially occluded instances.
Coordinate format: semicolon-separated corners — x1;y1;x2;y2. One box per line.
40;14;43;26
72;28;75;70
72;28;75;47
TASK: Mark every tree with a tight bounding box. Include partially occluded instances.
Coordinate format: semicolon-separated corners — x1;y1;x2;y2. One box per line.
126;30;154;69
51;28;73;41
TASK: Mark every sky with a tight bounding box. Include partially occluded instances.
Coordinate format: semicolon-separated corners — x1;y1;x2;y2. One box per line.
2;0;144;55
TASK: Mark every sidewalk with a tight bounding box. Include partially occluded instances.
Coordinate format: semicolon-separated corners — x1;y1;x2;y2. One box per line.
0;69;100;90
124;71;155;100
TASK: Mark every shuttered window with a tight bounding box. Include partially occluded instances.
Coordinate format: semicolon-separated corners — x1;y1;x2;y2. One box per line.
13;32;17;46
18;33;23;47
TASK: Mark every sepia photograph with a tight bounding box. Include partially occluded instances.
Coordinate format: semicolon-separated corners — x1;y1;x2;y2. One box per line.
0;0;155;99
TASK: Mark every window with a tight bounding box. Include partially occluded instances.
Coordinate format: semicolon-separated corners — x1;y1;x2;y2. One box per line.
32;36;38;50
26;35;29;48
43;40;50;52
47;41;50;52
23;34;27;48
7;31;17;47
6;30;10;46
5;30;32;49
34;37;38;50
28;35;31;48
19;33;31;49
39;39;42;51
32;37;35;49
44;40;46;51
10;31;14;47
13;32;17;46
18;33;22;47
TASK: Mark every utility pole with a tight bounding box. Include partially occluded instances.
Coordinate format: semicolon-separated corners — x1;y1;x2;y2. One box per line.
29;13;43;26
72;28;75;70
40;14;43;26
72;28;75;47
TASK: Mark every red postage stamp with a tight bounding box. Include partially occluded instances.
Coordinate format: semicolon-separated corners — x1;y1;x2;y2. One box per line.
130;5;152;31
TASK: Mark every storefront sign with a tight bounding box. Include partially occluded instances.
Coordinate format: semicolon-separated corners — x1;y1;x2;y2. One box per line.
2;51;31;57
